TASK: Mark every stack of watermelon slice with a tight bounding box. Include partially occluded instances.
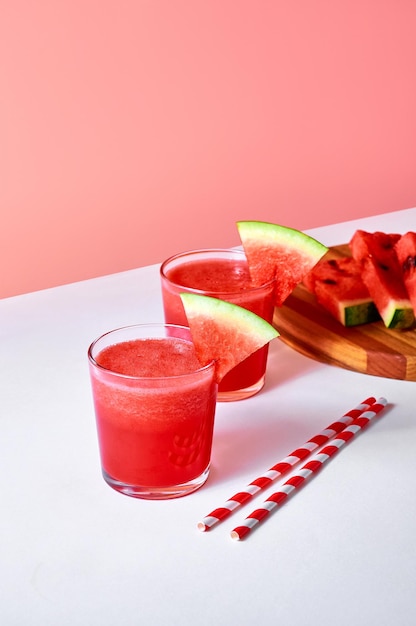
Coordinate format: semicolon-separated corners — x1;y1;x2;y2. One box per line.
304;230;416;330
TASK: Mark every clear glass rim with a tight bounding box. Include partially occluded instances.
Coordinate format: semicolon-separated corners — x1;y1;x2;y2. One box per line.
160;247;275;295
88;323;215;381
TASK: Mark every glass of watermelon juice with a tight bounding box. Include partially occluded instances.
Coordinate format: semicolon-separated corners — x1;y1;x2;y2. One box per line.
160;249;276;401
88;324;217;499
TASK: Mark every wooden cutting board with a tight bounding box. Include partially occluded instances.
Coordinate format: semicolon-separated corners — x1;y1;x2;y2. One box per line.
273;245;416;381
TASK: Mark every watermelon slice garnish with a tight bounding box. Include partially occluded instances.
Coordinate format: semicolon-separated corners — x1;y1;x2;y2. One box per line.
180;293;279;383
237;221;328;306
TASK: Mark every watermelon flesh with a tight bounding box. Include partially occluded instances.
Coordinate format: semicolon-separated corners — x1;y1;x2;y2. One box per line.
303;256;380;326
395;232;416;313
237;221;328;306
350;230;415;329
180;293;279;383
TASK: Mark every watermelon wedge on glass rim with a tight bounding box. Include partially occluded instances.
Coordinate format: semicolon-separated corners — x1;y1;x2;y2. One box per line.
180;293;279;384
236;221;328;306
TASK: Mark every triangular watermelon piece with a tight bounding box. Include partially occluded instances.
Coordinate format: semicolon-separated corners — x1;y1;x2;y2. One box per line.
395;232;416;313
350;230;414;329
304;256;381;326
180;293;279;383
237;221;328;306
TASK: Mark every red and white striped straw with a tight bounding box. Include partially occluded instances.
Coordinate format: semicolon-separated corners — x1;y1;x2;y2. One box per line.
230;397;388;541
198;396;378;532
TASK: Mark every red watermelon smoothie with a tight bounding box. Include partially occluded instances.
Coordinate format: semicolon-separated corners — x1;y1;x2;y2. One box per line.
88;324;217;499
160;249;276;401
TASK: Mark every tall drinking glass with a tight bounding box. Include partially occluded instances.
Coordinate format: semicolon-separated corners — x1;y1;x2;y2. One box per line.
160;249;276;401
88;324;217;499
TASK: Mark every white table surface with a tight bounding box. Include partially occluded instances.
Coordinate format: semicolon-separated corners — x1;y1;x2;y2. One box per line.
1;208;415;626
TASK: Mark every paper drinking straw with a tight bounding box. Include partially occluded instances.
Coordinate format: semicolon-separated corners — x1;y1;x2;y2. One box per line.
230;397;388;541
198;396;378;532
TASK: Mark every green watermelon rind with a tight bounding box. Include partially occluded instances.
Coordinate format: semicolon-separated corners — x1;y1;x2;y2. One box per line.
339;300;380;326
180;293;279;339
313;291;380;326
237;221;328;259
380;300;415;330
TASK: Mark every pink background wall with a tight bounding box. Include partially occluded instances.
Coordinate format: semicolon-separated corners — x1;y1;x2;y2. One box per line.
1;1;415;299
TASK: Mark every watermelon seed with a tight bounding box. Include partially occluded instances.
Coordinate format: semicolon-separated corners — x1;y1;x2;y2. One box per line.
403;256;416;272
378;262;390;271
